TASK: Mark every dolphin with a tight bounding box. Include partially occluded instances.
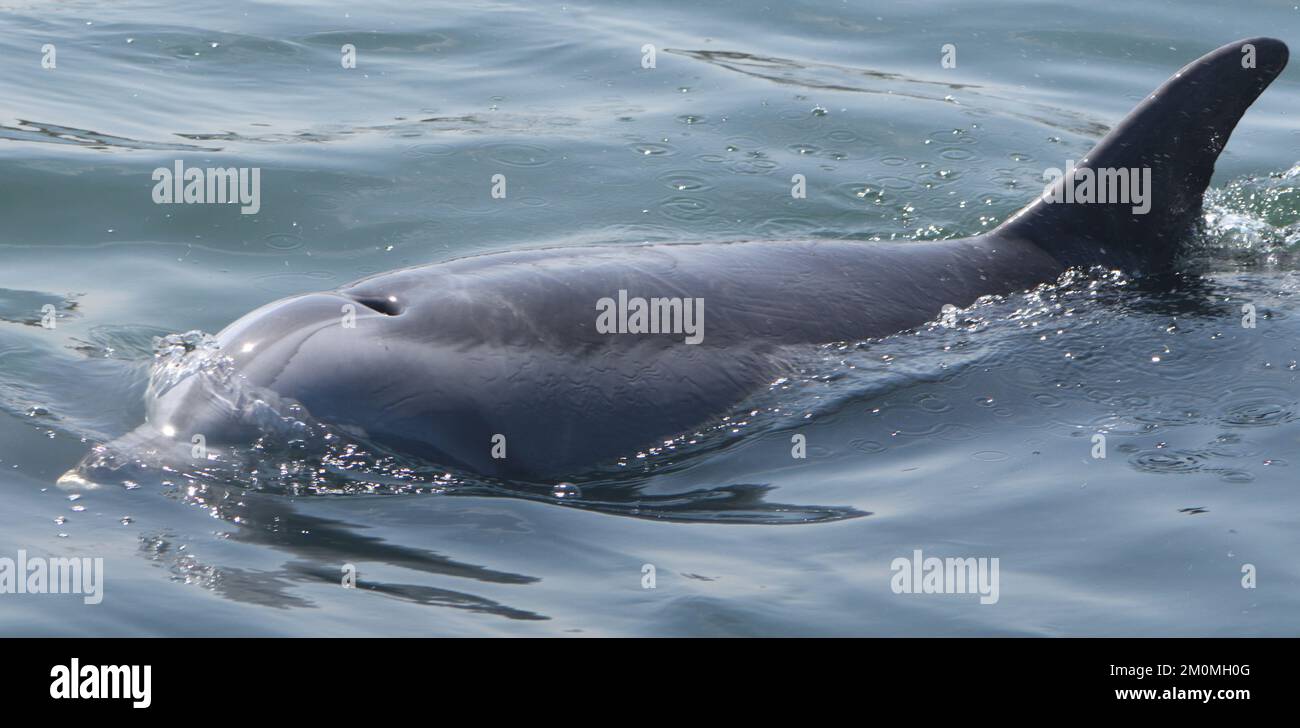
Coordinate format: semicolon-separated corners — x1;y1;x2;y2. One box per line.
86;37;1289;483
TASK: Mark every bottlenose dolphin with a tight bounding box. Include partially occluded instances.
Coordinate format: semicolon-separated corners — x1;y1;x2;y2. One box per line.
86;37;1290;483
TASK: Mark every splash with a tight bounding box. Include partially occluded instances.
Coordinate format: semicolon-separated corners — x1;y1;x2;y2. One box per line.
1199;163;1300;267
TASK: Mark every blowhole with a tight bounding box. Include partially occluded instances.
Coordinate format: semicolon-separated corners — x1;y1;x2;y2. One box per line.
351;295;403;316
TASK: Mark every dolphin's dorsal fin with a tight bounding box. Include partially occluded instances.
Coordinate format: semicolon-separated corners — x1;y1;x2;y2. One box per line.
993;37;1288;273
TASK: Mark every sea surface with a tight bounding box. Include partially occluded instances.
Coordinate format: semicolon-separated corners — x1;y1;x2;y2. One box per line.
1;0;1299;636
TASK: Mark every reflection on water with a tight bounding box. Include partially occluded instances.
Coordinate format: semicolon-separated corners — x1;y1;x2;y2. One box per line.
141;484;549;620
667;48;1113;139
0;119;217;151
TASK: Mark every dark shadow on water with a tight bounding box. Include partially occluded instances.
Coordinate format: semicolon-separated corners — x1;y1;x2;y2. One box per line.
0;119;218;151
142;484;550;621
131;473;866;619
464;480;870;525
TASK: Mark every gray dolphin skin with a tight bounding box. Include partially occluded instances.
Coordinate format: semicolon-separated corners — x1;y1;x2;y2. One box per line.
141;37;1287;482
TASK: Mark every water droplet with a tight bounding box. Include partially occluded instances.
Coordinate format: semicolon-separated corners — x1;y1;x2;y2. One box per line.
551;482;582;499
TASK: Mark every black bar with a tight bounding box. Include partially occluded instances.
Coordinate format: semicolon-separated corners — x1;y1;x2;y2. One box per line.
0;637;1284;713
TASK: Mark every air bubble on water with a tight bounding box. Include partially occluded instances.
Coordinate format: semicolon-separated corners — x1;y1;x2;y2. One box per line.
552;483;582;499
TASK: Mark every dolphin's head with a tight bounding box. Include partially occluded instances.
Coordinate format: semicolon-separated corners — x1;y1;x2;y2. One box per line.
61;287;415;489
154;289;411;439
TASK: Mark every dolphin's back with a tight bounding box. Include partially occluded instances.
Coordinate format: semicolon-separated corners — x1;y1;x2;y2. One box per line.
276;236;1056;478
339;237;1057;349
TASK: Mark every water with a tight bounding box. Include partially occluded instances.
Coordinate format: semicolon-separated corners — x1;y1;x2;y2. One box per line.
1;0;1299;635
